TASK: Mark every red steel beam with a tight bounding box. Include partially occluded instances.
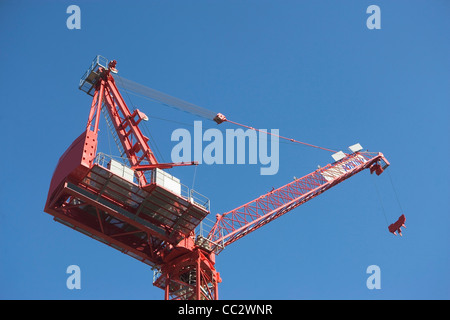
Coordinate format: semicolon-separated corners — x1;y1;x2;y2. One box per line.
207;152;389;252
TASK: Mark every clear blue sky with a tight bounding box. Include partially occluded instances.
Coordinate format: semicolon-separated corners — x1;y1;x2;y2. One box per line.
1;0;448;300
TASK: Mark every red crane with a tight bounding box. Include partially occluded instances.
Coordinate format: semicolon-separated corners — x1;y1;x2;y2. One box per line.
44;56;390;300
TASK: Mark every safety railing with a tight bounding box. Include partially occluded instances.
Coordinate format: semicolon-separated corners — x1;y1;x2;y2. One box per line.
94;152;210;211
189;189;210;212
79;55;109;96
195;216;224;252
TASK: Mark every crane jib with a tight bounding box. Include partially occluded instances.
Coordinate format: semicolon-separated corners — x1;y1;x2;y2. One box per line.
206;152;388;252
321;154;368;182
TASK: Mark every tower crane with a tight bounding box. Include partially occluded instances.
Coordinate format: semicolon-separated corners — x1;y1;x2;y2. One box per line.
44;56;391;300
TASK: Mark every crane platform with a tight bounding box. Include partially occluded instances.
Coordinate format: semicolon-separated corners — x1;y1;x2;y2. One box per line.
45;151;210;268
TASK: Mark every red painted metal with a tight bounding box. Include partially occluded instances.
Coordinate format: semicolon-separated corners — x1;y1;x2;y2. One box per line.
132;161;198;171
388;214;406;236
207;152;390;253
153;239;221;300
44;56;390;300
44;57;213;299
213;113;227;124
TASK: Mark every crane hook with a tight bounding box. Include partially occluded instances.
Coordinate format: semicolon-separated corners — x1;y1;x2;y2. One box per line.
388;214;406;236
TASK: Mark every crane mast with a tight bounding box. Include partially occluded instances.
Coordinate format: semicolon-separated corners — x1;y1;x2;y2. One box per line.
44;55;390;300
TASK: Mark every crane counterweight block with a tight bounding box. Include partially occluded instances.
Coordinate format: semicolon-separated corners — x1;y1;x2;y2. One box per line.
45;129;98;208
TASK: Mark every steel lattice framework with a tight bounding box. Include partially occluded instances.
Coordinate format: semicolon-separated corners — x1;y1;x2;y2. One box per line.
207;152;389;252
44;55;390;300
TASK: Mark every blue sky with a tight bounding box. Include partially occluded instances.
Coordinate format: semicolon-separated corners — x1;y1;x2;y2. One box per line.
0;0;449;299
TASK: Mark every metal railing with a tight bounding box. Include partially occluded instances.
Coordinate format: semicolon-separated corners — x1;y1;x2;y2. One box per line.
94;152;210;211
195;216;224;252
79;55;109;95
189;189;210;212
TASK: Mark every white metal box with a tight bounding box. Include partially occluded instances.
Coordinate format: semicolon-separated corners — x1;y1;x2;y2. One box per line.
153;168;181;196
107;159;135;183
348;143;363;153
331;151;346;162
